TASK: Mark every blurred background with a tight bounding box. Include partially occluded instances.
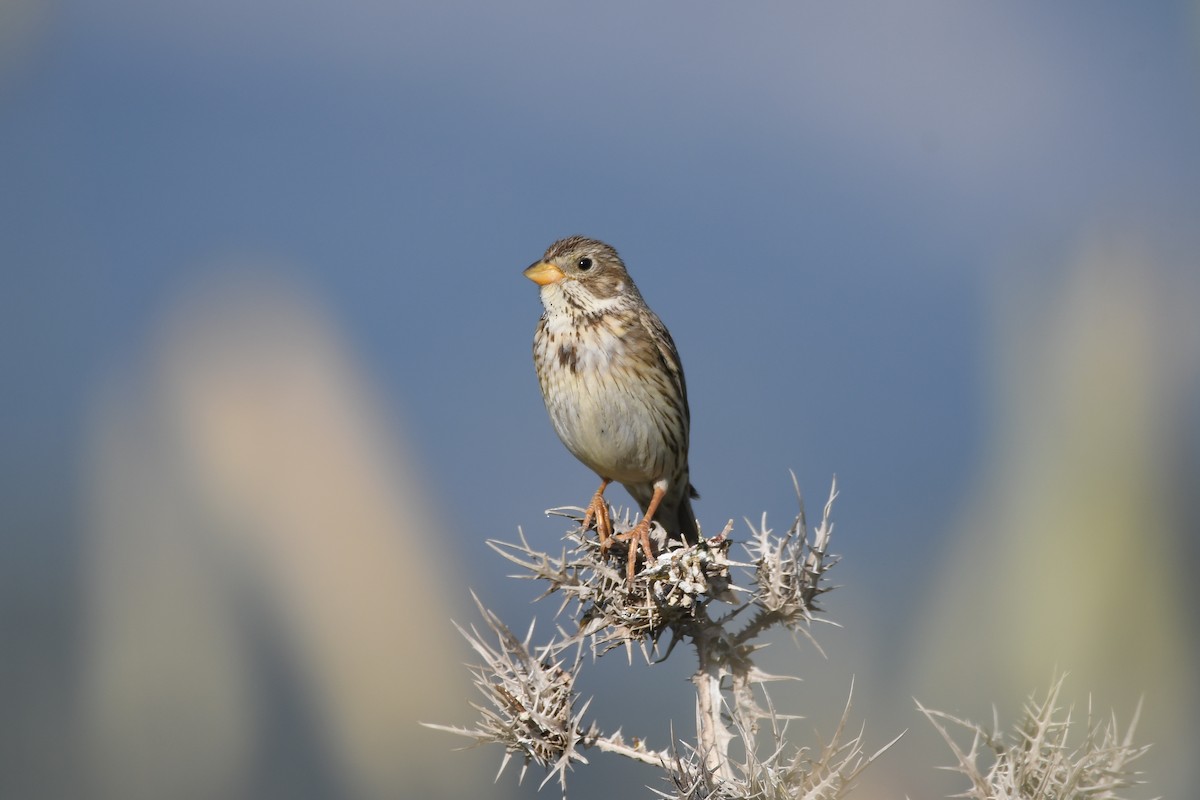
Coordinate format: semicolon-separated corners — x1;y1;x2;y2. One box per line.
3;1;1198;798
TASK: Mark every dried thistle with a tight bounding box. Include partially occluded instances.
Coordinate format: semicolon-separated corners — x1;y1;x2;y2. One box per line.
430;475;896;797
423;593;589;790
918;673;1152;800
660;681;902;800
488;511;739;659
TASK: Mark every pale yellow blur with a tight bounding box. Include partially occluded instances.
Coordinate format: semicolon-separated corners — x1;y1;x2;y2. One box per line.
81;268;497;799
908;234;1199;793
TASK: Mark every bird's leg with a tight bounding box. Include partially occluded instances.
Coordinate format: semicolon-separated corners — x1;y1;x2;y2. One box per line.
582;478;613;549
615;483;667;583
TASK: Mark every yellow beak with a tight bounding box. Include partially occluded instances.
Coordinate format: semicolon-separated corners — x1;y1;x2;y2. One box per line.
524;261;566;286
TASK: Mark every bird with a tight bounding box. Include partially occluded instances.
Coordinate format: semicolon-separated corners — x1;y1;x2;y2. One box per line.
524;235;699;581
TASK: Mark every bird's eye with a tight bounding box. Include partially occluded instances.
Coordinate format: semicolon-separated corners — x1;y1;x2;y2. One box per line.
577;257;593;271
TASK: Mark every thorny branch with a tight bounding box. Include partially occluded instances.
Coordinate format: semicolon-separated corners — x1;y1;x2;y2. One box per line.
917;673;1152;800
429;471;1155;798
428;475;895;798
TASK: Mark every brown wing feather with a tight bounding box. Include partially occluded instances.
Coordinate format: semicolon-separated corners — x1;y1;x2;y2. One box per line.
638;307;689;427
637;306;700;504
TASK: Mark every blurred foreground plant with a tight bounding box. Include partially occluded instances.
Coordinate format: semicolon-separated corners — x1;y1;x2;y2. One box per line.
918;674;1151;800
428;476;899;798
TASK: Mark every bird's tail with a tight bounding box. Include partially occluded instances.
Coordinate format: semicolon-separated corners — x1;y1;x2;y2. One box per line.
675;484;700;544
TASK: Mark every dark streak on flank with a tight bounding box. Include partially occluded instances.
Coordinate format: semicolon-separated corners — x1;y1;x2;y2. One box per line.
558;343;579;373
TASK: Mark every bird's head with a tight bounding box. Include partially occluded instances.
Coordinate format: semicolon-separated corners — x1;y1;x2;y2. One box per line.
524;236;638;303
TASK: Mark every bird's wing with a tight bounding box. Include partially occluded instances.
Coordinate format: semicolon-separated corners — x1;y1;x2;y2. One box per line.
638;307;690;428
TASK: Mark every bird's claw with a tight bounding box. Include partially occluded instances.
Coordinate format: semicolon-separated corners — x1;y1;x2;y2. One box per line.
582;489;613;550
613;519;656;584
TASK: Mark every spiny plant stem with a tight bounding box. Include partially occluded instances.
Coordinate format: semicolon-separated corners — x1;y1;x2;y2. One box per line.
692;623;735;781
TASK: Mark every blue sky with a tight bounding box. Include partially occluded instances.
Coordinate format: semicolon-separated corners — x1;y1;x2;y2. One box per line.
9;0;1195;533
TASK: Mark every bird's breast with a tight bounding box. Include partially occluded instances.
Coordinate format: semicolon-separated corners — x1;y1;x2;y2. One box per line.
534;311;675;484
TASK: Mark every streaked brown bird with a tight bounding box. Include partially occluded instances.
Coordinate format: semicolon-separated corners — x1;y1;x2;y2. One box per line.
525;236;699;581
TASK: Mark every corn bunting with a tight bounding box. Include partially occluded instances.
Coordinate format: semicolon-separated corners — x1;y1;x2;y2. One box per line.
525;236;699;581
